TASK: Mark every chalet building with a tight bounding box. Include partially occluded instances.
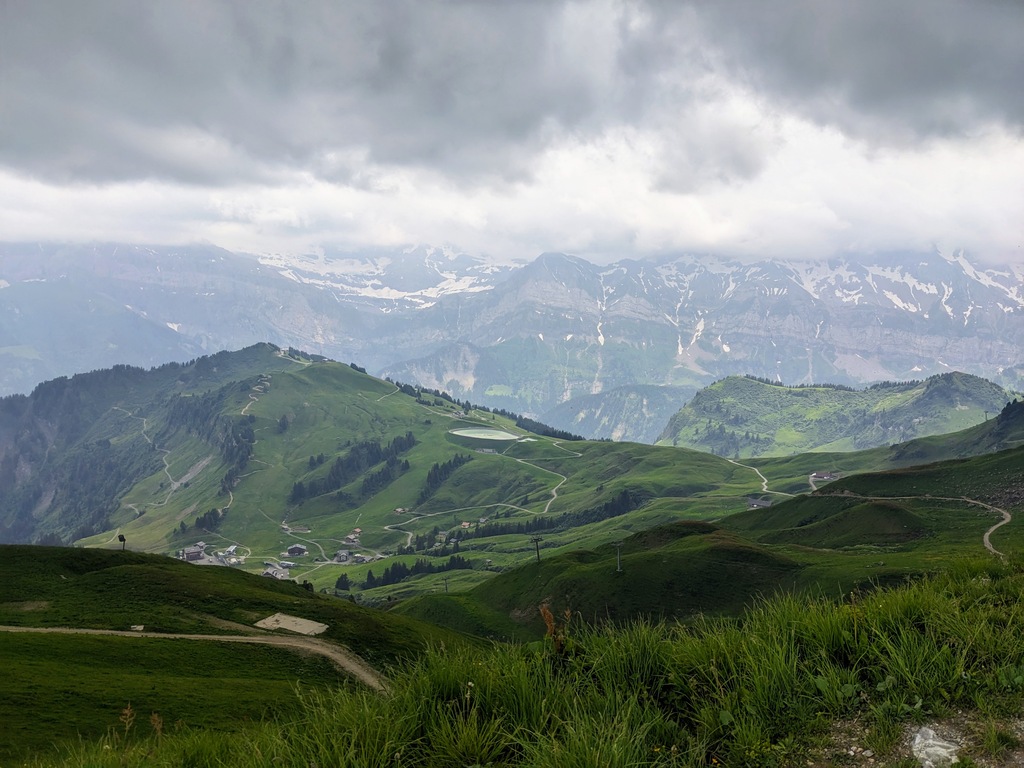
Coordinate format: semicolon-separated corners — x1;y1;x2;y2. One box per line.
286;544;308;557
182;544;205;562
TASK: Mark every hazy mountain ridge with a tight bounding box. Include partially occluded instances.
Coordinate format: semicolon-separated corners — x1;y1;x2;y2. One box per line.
3;243;1023;441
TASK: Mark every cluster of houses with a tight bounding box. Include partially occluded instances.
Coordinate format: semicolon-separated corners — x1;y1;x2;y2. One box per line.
183;523;386;581
178;541;243;567
260;543;310;580
333;549;375;564
180;541;208;562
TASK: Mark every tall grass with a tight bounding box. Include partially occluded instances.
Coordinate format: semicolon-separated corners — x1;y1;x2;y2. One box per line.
27;555;1024;767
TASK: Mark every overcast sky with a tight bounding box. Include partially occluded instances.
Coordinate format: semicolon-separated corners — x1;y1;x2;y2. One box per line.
1;0;1021;263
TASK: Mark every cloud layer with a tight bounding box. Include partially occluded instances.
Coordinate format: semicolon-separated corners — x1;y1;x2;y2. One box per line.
1;0;1021;262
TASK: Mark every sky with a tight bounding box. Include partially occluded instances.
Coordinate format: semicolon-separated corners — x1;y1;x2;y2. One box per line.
1;0;1022;264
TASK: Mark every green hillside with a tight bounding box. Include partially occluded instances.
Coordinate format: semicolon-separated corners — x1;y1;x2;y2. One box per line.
5;355;1024;764
5;345;1021;627
658;372;1011;457
394;521;809;638
0;545;464;764
406;424;1024;641
723;444;1024;562
1;345;777;603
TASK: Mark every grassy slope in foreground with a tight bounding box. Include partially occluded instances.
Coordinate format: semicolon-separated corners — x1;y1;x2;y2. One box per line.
658;372;1011;457
0;545;468;764
21;556;1024;768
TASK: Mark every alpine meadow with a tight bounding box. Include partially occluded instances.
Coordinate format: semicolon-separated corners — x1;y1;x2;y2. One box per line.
4;1;1024;765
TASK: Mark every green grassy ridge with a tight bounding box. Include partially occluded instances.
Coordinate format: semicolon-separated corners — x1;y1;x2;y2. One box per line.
722;445;1024;570
392;521;807;639
22;556;1024;767
818;442;1024;507
18;344;1016;615
757;500;929;548
658;372;1011;457
741;395;1024;494
0;545;467;666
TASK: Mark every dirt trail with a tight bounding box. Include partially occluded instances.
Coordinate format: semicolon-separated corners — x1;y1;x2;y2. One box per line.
727;459;795;497
0;625;384;691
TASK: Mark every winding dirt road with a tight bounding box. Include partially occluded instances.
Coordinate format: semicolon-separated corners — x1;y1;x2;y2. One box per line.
727;459;795;498
0;625;385;691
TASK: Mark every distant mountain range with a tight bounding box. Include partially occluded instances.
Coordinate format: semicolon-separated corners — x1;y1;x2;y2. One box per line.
2;242;1022;441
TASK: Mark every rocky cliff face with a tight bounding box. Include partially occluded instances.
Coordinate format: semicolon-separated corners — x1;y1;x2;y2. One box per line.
2;243;1021;442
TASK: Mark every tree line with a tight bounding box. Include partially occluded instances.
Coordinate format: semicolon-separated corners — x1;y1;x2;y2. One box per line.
416;454;472;505
362;555;472;589
290;432;417;503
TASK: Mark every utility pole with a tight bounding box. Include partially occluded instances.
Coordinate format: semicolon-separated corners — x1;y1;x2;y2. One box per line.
530;536;543;563
443;576;450;594
613;541;623;572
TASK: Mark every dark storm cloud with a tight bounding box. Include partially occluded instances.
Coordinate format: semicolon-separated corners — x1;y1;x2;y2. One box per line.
0;0;1019;189
0;0;616;185
687;0;1024;142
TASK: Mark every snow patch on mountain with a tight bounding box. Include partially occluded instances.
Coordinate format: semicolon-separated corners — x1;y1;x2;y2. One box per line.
884;290;919;312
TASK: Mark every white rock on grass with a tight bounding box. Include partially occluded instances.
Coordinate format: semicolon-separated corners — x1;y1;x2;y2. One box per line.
912;727;959;767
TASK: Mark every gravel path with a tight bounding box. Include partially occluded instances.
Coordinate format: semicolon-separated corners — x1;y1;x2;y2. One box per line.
0;624;385;691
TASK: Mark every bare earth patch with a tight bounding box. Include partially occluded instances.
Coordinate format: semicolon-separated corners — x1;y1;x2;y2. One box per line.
254;612;330;636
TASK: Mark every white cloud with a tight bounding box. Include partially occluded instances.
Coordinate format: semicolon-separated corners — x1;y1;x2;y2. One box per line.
0;1;1021;263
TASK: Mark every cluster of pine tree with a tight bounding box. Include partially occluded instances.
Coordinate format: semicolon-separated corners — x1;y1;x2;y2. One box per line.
181;506;223;533
361;456;411;496
362;555;472;589
685;420;773;458
416;454;472;505
743;374;856;391
290;432;417;503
